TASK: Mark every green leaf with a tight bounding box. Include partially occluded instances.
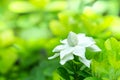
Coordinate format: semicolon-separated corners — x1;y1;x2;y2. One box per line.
28;60;59;80
0;47;18;74
105;37;119;51
49;20;67;37
45;1;67;12
109;17;120;39
57;67;70;80
0;77;6;80
66;0;81;13
105;37;120;69
58;11;76;24
84;77;100;80
29;0;50;9
9;1;37;13
0;30;15;48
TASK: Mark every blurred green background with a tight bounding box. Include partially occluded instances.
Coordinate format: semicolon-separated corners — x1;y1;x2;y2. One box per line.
0;0;120;80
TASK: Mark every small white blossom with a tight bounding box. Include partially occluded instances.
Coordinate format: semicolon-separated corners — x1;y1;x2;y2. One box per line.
48;32;101;68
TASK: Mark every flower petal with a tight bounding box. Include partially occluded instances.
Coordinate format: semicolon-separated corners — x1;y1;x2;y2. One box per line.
48;53;60;59
60;47;73;59
52;45;66;52
73;46;86;58
88;44;101;52
60;39;67;44
77;34;95;47
77;33;86;37
60;53;74;65
79;57;91;68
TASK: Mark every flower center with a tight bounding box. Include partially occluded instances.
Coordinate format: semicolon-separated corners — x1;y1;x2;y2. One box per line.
67;32;78;47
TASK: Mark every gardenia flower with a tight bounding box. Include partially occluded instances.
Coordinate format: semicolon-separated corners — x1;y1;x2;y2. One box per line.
48;32;101;68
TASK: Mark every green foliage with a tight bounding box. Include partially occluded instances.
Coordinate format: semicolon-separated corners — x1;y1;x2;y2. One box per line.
57;59;91;80
25;60;59;80
0;47;17;74
92;38;120;79
84;77;100;80
57;67;70;80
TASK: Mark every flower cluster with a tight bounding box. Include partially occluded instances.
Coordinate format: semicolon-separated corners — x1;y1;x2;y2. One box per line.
48;32;101;68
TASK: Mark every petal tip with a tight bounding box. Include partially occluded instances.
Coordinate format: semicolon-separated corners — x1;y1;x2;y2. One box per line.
48;57;52;60
60;61;65;65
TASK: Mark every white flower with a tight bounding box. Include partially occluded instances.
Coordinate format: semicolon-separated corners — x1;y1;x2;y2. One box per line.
48;32;101;68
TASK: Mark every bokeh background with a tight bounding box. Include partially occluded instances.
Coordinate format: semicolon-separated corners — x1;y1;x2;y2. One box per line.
0;0;120;80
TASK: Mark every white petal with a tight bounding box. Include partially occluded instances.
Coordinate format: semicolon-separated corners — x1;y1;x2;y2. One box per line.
60;47;73;59
60;39;67;44
52;45;66;52
60;53;74;65
77;33;86;37
79;57;91;68
88;44;101;52
77;35;95;47
48;53;60;59
73;46;86;58
67;31;78;47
